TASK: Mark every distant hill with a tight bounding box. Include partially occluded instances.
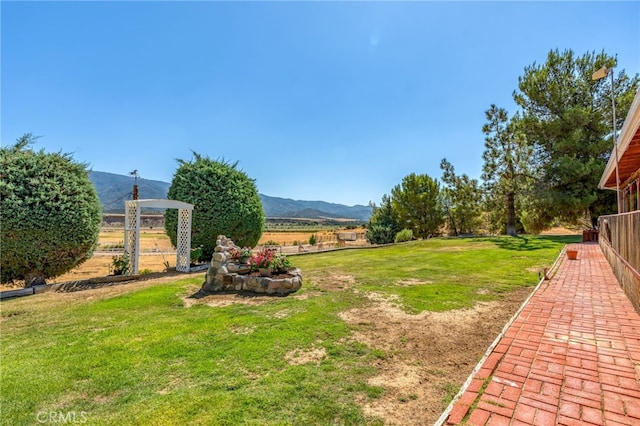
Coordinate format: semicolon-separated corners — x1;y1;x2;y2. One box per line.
89;171;170;212
89;171;371;220
259;194;371;221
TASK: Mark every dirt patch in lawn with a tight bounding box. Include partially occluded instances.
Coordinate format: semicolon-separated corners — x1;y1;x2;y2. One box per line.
183;292;272;308
173;270;533;425
341;286;533;425
285;346;327;365
183;273;533;425
311;272;357;291
396;278;434;286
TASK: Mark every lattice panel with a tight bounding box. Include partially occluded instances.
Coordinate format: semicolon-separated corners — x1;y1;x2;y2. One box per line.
124;201;139;275
176;208;192;272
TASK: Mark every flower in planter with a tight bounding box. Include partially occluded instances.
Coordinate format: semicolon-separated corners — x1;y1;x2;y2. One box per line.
229;246;252;260
229;247;239;259
248;248;276;270
270;253;292;273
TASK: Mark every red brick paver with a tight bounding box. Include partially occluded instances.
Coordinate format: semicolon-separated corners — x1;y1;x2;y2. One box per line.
442;243;640;425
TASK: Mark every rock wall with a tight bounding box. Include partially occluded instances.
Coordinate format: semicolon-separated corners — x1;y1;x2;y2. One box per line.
202;236;302;295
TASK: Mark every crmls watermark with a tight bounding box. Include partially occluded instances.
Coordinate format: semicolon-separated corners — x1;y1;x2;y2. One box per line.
36;411;88;424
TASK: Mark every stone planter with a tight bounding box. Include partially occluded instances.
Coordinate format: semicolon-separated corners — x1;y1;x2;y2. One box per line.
202;236;302;295
259;267;272;277
203;267;303;295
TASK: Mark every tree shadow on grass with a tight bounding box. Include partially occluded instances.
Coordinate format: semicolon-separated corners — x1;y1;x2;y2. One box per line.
186;289;290;300
470;235;581;252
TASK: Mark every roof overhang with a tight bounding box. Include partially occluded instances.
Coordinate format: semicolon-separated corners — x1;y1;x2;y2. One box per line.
599;88;640;190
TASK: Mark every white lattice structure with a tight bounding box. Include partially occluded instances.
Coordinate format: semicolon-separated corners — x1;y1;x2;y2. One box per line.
124;199;194;275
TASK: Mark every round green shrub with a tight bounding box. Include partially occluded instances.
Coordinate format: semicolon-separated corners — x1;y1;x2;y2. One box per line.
0;134;102;285
164;154;264;260
365;225;396;245
394;228;414;243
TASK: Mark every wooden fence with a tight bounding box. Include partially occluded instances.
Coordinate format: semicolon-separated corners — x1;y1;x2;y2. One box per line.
598;211;640;313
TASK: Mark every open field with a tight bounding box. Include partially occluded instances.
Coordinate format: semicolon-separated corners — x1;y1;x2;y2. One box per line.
0;235;579;425
47;229;176;284
47;227;367;284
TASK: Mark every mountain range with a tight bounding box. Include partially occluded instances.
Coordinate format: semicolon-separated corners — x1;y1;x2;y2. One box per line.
89;171;371;221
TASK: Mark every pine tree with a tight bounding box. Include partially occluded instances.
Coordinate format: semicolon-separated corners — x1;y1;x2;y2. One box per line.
481;106;532;236
514;49;639;226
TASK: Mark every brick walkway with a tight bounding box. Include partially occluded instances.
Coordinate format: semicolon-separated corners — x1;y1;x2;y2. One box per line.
441;243;640;426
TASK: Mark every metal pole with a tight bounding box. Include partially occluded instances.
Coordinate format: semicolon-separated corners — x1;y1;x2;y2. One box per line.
610;69;621;213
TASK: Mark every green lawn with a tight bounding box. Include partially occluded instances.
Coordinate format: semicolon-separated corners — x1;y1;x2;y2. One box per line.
0;235;578;425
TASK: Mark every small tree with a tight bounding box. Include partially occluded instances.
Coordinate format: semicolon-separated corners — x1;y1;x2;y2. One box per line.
366;194;401;244
1;134;102;285
165;154;264;260
440;159;483;236
391;173;444;239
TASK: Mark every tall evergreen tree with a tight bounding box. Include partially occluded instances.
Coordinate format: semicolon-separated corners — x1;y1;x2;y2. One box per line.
514;49;639;227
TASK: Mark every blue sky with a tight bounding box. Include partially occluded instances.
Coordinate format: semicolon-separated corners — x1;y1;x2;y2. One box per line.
2;1;639;206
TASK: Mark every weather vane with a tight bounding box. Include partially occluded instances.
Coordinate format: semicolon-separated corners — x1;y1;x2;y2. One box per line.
129;169;139;200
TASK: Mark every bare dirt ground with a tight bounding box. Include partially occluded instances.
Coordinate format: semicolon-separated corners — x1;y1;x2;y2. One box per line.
260;230;339;246
0;229;176;289
540;225;582;235
51;228;175;283
44;254;171;284
184;271;533;425
342;288;531;425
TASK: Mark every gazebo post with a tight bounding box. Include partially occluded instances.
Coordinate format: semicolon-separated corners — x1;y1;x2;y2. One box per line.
175;208;193;273
124;200;140;275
